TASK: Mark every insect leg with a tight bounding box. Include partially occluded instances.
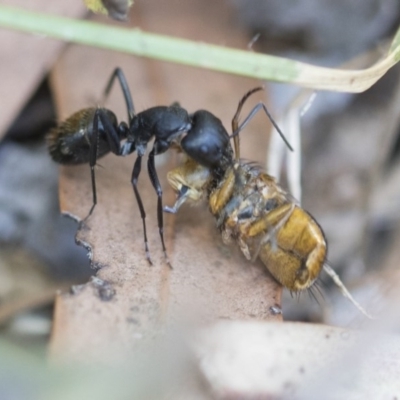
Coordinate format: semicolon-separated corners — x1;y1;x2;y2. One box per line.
163;186;189;214
147;148;172;268
82;109;102;222
82;109;126;223
102;67;135;120
164;158;211;214
131;155;153;265
209;168;236;215
96;109;123;155
247;203;295;261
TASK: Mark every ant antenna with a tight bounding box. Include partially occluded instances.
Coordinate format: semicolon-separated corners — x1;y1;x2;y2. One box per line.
230;86;293;159
231;87;263;159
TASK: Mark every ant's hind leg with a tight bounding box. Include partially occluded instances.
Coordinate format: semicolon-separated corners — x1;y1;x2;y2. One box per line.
102;67;135;120
131;155;153;266
147;149;172;268
81;109;122;225
80;109;102;225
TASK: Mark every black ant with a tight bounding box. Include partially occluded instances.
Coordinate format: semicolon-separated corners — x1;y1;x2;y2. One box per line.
47;68;291;267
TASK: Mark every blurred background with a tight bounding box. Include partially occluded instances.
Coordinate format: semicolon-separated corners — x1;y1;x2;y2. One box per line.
230;0;400;322
1;0;400;397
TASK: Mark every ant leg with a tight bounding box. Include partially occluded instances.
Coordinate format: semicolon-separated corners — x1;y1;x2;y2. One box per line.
131;155;153;265
83;164;97;224
231;101;293;153
147;149;172;268
81;108;122;224
81;109;102;224
96;109;124;155
102;67;135;120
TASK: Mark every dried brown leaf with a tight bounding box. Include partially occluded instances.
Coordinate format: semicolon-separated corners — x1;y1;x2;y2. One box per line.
0;0;86;138
49;0;282;361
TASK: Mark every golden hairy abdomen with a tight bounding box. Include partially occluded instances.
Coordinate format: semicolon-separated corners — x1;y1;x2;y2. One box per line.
257;206;326;291
209;163;327;292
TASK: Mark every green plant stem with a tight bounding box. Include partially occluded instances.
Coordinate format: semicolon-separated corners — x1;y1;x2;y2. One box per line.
0;5;297;82
0;5;399;92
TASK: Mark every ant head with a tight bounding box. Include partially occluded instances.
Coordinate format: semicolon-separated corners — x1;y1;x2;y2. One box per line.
181;110;233;169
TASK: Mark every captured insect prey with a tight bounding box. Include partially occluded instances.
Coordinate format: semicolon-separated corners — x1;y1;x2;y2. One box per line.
165;87;325;291
165;88;371;316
